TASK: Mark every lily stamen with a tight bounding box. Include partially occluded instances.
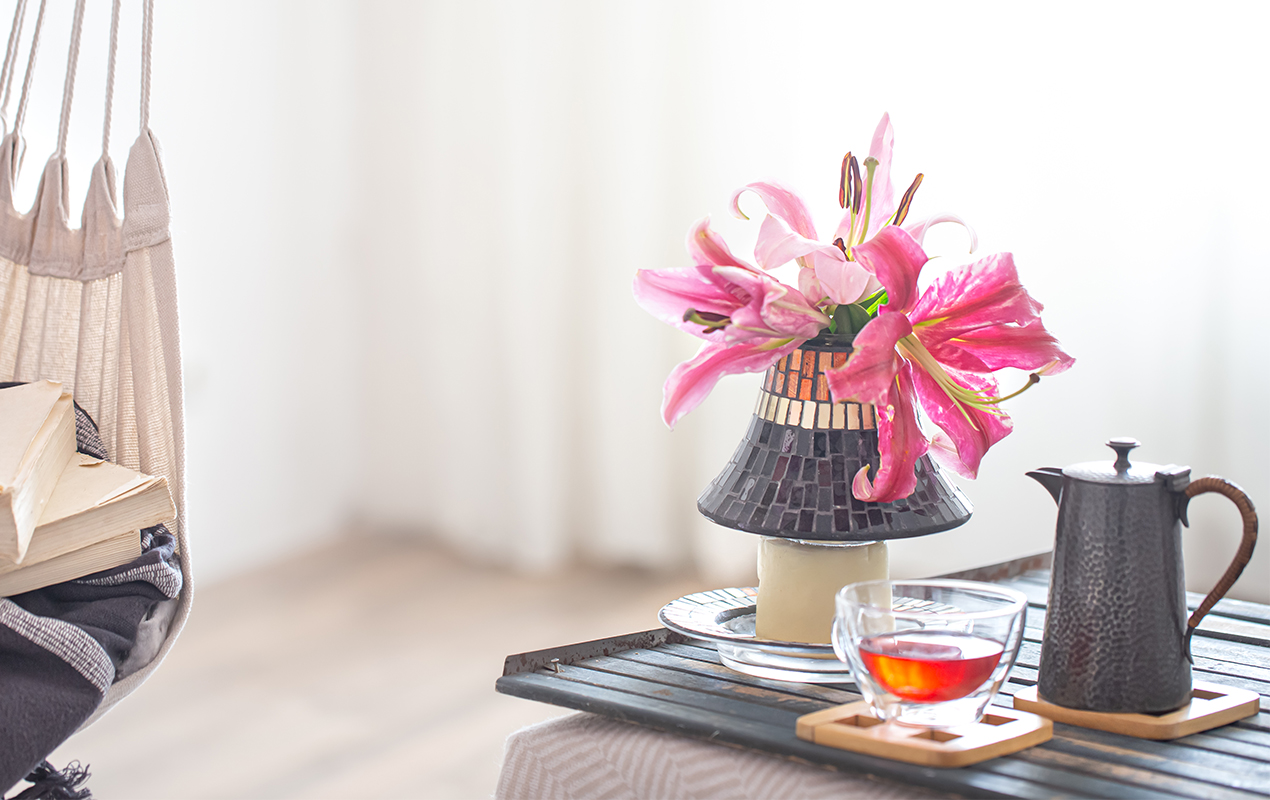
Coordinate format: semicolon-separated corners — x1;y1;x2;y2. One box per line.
839;152;853;210
683;308;730;333
858;157;879;246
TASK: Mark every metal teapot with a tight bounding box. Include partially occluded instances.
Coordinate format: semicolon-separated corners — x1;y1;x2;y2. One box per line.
1027;438;1258;714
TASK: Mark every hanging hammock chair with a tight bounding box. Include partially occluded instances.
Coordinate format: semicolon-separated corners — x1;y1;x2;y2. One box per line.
0;0;188;791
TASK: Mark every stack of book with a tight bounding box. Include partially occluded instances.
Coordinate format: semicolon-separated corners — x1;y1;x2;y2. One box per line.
0;381;175;596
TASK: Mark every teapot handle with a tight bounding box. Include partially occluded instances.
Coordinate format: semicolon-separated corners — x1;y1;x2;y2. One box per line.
1183;477;1259;657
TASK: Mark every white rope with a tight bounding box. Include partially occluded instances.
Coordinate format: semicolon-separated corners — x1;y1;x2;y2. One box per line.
11;0;45;139
101;0;120;155
0;0;28;129
140;0;152;132
55;0;86;157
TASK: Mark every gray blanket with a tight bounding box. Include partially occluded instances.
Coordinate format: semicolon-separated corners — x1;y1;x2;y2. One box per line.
0;386;183;793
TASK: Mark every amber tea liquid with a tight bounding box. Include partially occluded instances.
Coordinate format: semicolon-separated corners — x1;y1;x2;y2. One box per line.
859;631;1004;703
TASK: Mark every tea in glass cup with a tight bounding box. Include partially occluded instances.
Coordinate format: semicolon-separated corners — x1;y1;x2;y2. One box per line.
833;580;1027;728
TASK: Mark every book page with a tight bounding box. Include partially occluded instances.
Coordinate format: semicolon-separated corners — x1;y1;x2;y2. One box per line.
0;381;63;489
38;454;158;526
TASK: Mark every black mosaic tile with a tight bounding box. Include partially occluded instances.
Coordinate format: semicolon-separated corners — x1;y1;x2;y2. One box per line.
778;428;798;453
772;455;789;482
797;510;815;533
817;487;832;512
813;432;828;458
789;485;804;508
747;503;766;528
775;480;791;504
787;455;803;479
763;504;785;527
834;508;851;529
760;481;779;505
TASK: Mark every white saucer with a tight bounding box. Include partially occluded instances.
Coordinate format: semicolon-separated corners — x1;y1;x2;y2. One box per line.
658;587;855;684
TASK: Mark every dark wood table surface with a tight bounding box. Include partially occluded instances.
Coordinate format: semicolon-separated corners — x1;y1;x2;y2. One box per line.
496;565;1270;799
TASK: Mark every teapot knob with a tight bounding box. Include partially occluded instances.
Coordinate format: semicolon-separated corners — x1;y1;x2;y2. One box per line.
1107;437;1140;472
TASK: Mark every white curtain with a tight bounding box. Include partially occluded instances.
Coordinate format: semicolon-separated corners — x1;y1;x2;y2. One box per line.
342;0;1270;600
130;2;1267;602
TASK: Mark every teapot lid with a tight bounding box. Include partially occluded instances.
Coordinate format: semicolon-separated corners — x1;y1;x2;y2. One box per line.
1063;438;1190;487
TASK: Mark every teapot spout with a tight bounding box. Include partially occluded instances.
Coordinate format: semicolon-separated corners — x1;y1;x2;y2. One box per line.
1026;468;1064;505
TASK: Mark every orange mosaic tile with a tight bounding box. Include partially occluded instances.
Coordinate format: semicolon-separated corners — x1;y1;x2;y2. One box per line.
802;350;816;377
764;368;774;392
799;378;813;401
816;375;829;402
819;352;832;373
832;351;847;368
775;371;786;394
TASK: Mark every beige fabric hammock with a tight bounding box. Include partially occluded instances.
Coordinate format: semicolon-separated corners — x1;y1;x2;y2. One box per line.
0;0;187;725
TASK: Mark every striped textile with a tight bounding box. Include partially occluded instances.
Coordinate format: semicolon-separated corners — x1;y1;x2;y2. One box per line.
497;713;944;800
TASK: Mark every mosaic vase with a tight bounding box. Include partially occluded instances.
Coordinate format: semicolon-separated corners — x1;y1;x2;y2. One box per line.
696;332;972;542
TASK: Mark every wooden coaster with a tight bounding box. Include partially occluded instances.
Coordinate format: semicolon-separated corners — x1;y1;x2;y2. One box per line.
1013;681;1260;740
795;701;1052;768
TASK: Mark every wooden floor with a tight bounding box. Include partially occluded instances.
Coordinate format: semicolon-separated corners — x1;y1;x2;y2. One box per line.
49;536;706;799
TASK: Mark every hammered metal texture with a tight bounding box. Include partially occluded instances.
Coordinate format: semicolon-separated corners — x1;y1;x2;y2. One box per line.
1038;481;1191;713
696;340;972;542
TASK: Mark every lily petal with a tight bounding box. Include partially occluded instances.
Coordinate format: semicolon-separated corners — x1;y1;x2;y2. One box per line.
825;311;912;407
633;264;745;338
798;266;826;307
852;361;926;502
849;226;929;314
687;216;758;271
713;265;829;339
730;181;818;240
754;214;844;271
929;320;1076;375
864;113;897;239
662;338;801;428
810;250;873;305
908;252;1041;338
904;213;979;253
910;365;1013;479
868;113;899;222
749;215;869;308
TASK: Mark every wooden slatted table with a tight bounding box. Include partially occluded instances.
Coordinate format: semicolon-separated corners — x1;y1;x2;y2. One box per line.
496;568;1270;799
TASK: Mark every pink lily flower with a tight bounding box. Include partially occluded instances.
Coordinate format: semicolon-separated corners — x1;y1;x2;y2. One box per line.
634;218;830;427
732;114;978;306
825;227;1074;502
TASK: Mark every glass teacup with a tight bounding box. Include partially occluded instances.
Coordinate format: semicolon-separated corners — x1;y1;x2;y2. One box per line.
832;580;1028;728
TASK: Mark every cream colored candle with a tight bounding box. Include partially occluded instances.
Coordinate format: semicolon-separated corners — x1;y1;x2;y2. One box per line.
755;537;888;644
